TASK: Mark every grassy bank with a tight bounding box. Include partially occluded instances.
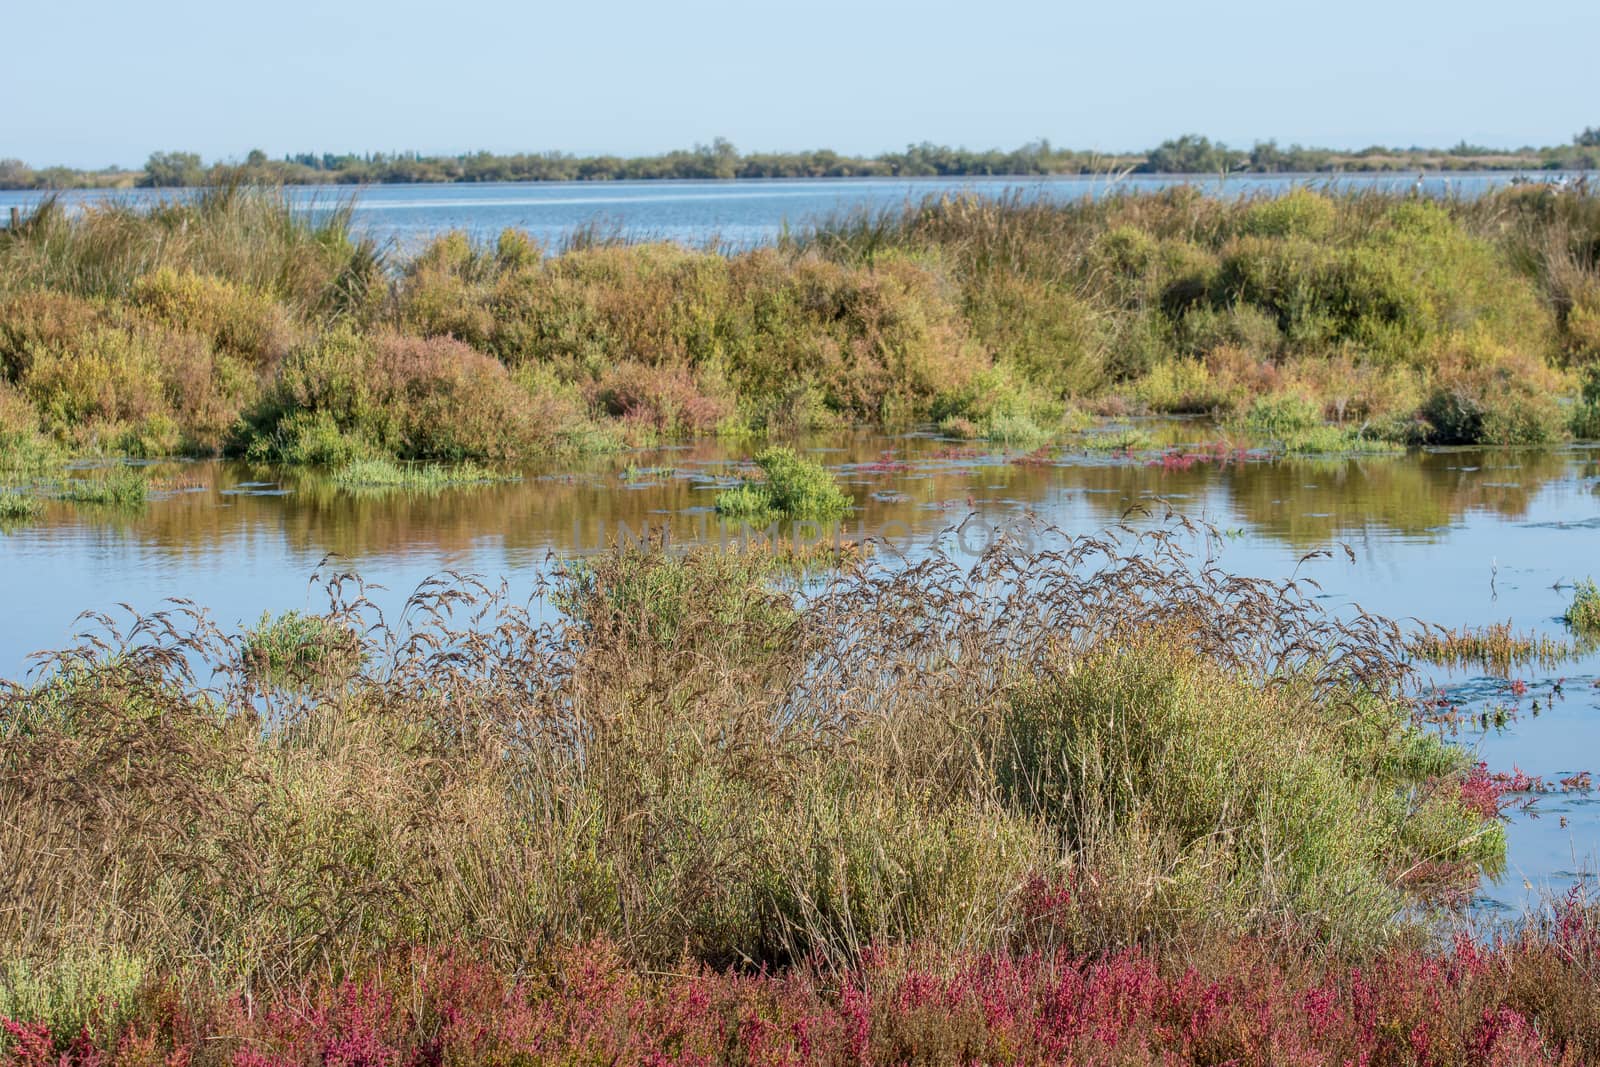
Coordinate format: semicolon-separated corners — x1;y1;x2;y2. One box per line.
0;527;1517;1057
2;184;1598;470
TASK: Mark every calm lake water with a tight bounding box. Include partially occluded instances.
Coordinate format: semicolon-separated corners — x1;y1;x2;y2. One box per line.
0;172;1570;249
3;429;1598;914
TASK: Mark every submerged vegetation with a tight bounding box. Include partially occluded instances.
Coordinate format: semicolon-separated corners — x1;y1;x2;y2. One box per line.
2;183;1599;471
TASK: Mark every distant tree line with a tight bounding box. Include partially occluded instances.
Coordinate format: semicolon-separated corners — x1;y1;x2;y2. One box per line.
2;132;1598;190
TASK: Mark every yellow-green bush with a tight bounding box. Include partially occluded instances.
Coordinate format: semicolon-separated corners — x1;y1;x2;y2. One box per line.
130;267;296;368
21;325;168;446
1237;188;1337;241
0;291;111;382
245;326;575;462
962;273;1102;398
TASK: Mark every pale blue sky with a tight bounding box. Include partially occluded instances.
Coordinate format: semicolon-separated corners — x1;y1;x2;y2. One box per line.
6;0;1597;168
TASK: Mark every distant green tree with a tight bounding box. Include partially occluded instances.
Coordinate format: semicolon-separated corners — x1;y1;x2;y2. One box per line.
1577;127;1600;148
245;148;268;166
0;158;34;188
141;151;204;187
1250;140;1289;172
1144;135;1243;174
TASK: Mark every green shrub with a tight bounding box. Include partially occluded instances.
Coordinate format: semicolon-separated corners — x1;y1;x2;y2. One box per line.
241;610;363;686
1178;303;1283;359
1573;366;1600;439
1237;188;1337;241
130;267;295;368
589;362;732;437
399;243;497;348
932;363;1062;443
1568;579;1600;635
21;325;167;436
997;637;1494;947
0;291;110;382
1239;393;1322;439
245;327;558;463
1421;383;1566;445
1213;203;1552;369
963;273;1102;398
0;383;56;469
715;447;851;520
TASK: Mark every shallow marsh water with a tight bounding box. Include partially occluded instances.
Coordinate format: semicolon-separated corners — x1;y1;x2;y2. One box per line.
2;427;1597;915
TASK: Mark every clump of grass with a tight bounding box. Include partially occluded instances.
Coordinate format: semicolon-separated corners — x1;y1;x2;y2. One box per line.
714;446;851;520
1567;579;1600;635
1275;425;1404;455
240;610;362;686
330;457;517;493
999;632;1496;948
1411;621;1578;676
556;541;802;659
981;410;1050;446
57;466;148;507
0;184;380;313
1237;393;1322;439
0;490;41;523
1079;426;1156;452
